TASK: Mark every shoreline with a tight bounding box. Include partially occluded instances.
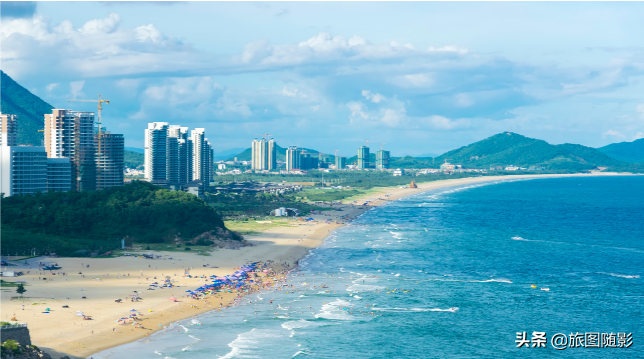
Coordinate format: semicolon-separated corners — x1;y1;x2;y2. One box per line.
1;173;636;358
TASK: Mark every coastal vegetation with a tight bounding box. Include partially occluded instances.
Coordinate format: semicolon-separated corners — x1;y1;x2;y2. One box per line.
203;191;326;218
1;181;240;256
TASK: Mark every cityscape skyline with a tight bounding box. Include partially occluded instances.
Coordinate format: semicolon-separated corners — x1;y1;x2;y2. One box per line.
2;2;643;156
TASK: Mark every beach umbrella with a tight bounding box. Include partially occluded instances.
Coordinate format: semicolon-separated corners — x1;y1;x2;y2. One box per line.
130;309;137;312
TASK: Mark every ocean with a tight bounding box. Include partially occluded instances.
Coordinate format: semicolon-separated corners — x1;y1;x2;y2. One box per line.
92;176;644;358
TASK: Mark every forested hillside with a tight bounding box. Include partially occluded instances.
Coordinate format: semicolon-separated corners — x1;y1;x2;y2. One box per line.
434;132;626;170
597;138;644;163
0;70;51;146
1;181;241;256
124;149;144;169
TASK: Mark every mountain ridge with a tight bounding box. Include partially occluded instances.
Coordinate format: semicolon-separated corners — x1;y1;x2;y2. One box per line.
597;138;644;163
1;70;51;146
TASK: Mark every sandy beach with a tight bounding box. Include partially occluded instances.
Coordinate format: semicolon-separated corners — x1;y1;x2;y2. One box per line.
0;172;632;358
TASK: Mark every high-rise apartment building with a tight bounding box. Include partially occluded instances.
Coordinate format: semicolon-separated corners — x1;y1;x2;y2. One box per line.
251;139;267;170
145;123;211;187
95;131;124;189
44;109;96;190
268;139;277;170
357;145;370;169
1;114;17;146
191;128;213;184
252;138;278;171
1;146;48;196
376;150;390;170
335;156;346;170
168;125;192;184
144;122;169;184
286;146;300;171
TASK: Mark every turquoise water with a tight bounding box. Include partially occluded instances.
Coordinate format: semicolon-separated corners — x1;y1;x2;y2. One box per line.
93;176;644;358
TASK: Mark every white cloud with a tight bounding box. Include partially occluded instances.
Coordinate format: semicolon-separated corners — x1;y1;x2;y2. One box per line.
380;108;404;127
455;93;474;107
428;45;469;54
311;105;320;112
1;14;201;79
46;83;58;92
421;115;471;130
238;32;422;66
390;73;434;88
361;90;385;103
602;129;626;139
633;131;644;140
79;13;120;34
347;101;368;123
69;80;85;98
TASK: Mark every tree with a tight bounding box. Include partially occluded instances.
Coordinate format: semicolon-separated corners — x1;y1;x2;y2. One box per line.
16;283;26;298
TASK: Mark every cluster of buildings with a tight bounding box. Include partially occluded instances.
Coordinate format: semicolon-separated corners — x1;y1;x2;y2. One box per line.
1;111;124;196
249;139;392;173
144;122;214;187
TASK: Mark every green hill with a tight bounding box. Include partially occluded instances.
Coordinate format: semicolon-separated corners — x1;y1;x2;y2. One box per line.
597;138;644;163
1;181;241;256
0;70;51;146
434;132;626;170
228;144;319;161
124;149;144;169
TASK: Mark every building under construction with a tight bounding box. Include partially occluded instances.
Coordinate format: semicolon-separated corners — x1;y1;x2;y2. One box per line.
44;109;123;191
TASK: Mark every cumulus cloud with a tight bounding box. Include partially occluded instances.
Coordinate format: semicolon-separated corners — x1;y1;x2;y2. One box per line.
428;45;469;54
633;132;644;140
362;90;385;103
1;13;202;80
602;129;626;139
238;32;428;66
69;80;85;98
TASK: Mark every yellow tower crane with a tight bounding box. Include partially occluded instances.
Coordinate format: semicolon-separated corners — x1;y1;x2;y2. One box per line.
68;94;110;188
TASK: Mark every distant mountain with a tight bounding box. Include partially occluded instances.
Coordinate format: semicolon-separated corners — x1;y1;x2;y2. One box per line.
434;132;626;170
1;70;51;146
227;145;319;162
597;138;644;163
214;147;246;161
125;147;145;153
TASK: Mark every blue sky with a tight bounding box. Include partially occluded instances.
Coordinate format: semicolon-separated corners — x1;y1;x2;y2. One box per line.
2;1;643;156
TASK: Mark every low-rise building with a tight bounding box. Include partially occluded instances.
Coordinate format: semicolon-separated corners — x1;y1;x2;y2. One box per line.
393;168;405;176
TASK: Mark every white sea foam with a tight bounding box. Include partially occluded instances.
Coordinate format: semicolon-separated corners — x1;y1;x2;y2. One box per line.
219;328;283;359
315;299;355;320
374;307;459;313
347;283;384;292
511;236;529;241
281;320;317;331
598;272;640;279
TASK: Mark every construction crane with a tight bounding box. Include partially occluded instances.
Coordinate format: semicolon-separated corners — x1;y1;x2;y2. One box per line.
68;94;110;188
380;143;386;150
365;140;369;147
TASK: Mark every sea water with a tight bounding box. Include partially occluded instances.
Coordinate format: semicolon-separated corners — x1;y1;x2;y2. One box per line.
92;176;644;358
